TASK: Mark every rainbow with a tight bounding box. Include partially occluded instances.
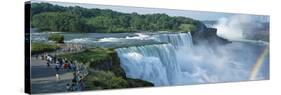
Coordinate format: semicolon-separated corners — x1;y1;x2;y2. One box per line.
249;45;269;80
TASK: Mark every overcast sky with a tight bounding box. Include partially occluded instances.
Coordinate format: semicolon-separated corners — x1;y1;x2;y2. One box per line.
32;0;269;21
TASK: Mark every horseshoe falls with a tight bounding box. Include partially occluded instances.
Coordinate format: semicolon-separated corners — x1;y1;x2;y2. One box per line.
115;32;269;86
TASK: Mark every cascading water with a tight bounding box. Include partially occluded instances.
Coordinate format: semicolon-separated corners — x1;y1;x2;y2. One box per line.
115;32;269;86
116;44;182;86
153;32;193;49
116;33;199;86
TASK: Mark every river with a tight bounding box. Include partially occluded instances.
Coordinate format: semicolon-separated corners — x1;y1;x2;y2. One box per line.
31;31;269;86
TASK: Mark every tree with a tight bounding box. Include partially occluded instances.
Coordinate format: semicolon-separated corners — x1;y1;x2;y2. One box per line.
31;3;203;33
32;12;91;32
31;3;66;17
179;24;197;32
31;42;59;54
48;33;64;43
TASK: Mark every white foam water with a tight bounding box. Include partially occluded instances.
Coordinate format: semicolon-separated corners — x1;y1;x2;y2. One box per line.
115;32;269;86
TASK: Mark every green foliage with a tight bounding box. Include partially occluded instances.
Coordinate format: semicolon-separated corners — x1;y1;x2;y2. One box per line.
84;71;153;90
86;16;133;33
58;48;154;89
126;78;154;87
31;3;66;16
48;33;64;43
31;3;202;33
58;48;115;67
32;12;93;32
179;24;197;32
84;71;129;89
31;42;59;54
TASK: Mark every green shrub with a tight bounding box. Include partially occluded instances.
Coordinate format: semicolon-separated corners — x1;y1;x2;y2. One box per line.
58;48;154;90
48;33;64;43
31;42;59;54
84;71;153;90
179;24;197;32
58;48;114;67
126;78;154;87
84;71;129;90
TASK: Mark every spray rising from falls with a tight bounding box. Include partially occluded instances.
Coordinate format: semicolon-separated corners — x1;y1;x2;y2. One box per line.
214;15;269;41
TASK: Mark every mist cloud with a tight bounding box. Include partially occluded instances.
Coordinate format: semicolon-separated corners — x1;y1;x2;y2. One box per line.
214;15;269;41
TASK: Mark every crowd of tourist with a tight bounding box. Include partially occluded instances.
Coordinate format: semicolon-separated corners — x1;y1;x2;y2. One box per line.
60;44;85;53
37;53;88;92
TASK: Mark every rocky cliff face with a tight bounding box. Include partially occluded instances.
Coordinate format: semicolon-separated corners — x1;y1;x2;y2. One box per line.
85;49;154;89
192;23;230;45
58;48;154;90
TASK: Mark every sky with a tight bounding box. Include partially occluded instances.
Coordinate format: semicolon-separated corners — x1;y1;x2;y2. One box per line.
32;0;269;21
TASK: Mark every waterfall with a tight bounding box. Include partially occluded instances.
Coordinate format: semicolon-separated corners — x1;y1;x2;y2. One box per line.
115;32;269;86
115;33;195;86
153;32;193;49
116;44;182;86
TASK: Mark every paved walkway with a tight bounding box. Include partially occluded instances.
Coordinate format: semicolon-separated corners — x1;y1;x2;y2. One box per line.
31;57;74;94
30;44;88;94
